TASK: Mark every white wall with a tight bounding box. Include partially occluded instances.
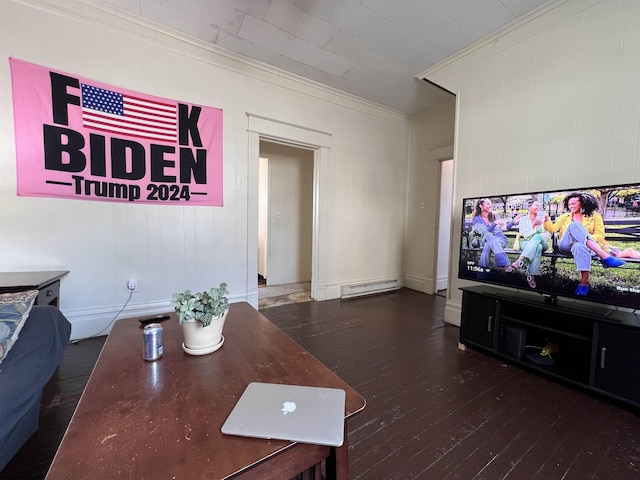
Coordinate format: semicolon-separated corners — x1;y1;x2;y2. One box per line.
1;0;410;339
423;0;640;325
259;141;313;286
404;103;455;294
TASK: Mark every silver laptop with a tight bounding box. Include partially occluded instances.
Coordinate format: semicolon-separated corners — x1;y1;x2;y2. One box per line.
221;382;346;447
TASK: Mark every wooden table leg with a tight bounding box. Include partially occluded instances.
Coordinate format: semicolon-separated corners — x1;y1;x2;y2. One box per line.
325;426;349;480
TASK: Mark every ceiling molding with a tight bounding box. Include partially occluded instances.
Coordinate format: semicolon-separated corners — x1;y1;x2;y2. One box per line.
19;0;409;120
417;0;601;86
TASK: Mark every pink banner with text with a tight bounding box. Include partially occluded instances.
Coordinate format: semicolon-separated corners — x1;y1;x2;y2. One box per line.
9;58;223;206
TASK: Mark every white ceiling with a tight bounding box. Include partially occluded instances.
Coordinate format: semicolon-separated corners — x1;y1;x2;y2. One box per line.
96;0;551;115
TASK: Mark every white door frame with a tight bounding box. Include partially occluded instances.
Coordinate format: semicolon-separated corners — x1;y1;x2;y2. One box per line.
257;156;269;282
246;113;331;308
436;158;454;292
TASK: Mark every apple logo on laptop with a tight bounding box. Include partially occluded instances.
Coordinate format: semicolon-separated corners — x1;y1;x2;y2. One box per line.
282;401;296;415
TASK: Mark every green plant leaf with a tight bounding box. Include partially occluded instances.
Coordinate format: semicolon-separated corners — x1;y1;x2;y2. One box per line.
171;283;229;326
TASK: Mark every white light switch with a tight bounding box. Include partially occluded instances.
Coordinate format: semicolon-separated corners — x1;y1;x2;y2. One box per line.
420;202;425;209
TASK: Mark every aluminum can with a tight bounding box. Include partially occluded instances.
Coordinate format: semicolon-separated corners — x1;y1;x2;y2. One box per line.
143;323;163;360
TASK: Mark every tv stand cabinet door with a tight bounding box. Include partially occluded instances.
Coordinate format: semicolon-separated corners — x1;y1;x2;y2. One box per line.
593;324;640;406
460;291;498;350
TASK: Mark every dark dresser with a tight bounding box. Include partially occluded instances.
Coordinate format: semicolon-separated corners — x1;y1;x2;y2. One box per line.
0;271;69;306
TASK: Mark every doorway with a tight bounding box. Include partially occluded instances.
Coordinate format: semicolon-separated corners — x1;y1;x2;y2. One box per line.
258;141;313;307
247;113;332;308
436;159;454;294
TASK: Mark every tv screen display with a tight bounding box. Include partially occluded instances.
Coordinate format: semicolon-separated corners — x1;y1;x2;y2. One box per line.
458;183;640;310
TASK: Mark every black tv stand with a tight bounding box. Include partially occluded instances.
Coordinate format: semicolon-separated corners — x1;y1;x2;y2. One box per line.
459;286;640;408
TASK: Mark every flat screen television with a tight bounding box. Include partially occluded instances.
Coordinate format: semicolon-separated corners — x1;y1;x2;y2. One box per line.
458;182;640;311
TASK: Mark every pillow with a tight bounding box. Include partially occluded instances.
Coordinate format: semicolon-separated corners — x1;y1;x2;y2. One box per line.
0;290;38;365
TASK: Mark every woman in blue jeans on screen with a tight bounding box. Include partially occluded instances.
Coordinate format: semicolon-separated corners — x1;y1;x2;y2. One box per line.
543;192;625;296
505;201;549;289
471;198;520;269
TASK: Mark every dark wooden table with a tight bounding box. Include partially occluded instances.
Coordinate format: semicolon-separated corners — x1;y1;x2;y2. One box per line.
46;303;365;479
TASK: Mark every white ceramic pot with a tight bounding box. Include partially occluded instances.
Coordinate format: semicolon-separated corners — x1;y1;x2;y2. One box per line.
181;309;228;355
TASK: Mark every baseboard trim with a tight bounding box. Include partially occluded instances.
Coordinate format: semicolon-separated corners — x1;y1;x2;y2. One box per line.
403;274;435;294
444;300;462;327
64;300;173;340
64;293;251;341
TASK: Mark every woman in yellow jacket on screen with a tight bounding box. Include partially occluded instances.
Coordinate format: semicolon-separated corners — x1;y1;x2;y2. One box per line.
543;192;625;296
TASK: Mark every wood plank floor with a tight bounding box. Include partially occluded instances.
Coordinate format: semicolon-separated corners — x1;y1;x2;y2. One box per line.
262;290;640;480
2;289;639;479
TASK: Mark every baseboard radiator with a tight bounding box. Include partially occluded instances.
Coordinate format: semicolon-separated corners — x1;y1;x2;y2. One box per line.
340;279;401;299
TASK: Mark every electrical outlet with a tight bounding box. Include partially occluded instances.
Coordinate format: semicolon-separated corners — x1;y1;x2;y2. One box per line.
127;277;137;291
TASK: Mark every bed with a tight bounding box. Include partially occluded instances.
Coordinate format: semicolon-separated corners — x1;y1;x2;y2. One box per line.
0;303;71;471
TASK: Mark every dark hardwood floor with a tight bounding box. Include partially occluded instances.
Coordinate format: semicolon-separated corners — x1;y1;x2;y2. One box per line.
262;290;640;480
2;289;639;479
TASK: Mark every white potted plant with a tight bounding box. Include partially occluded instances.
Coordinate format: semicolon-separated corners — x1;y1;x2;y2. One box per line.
171;282;229;355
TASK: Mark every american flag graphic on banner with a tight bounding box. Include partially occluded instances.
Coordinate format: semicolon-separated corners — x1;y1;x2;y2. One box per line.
81;84;177;143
